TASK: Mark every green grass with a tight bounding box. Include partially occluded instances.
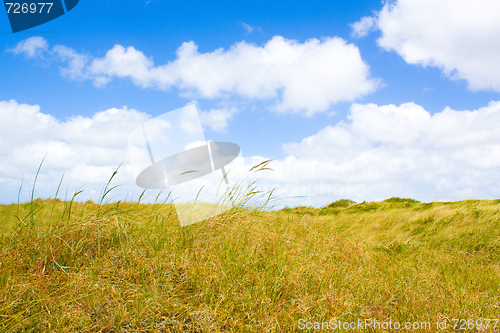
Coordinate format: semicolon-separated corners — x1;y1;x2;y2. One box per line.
1;191;500;331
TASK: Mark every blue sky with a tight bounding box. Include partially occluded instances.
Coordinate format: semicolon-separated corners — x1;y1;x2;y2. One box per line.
2;0;500;208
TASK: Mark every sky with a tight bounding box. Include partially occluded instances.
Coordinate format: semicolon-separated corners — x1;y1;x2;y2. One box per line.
1;0;500;208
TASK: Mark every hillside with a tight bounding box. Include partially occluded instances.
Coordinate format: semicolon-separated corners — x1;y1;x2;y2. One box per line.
1;198;499;332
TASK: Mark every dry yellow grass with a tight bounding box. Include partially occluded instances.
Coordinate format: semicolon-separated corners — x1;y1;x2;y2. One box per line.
0;196;499;332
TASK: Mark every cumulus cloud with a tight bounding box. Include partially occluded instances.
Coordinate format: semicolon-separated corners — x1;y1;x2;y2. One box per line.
199;107;239;132
350;0;500;91
9;36;381;116
7;36;48;58
0;100;241;205
350;16;376;38
89;44;154;87
52;45;90;80
0;100;151;204
251;101;500;206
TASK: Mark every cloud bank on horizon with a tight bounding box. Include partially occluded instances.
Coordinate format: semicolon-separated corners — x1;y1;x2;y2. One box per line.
2;98;500;207
2;0;500;207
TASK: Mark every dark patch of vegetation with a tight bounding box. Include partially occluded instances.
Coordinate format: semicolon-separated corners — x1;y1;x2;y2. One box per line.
319;199;356;216
344;201;381;213
279;206;319;216
384;197;420;204
325;199;357;209
381;197;421;209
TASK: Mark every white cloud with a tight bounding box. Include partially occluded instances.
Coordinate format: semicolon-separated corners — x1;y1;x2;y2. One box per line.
242;23;254;33
8;37;48;58
3;99;500;207
89;44;154;87
52;45;89;80
351;0;500;91
0;100;151;203
350;16;376;38
10;36;381;116
184;141;207;150
0;100;241;204
241;23;262;34
254;100;500;206
199;107;239;132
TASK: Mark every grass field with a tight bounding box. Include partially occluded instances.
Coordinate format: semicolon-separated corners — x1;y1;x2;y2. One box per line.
1;191;500;331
